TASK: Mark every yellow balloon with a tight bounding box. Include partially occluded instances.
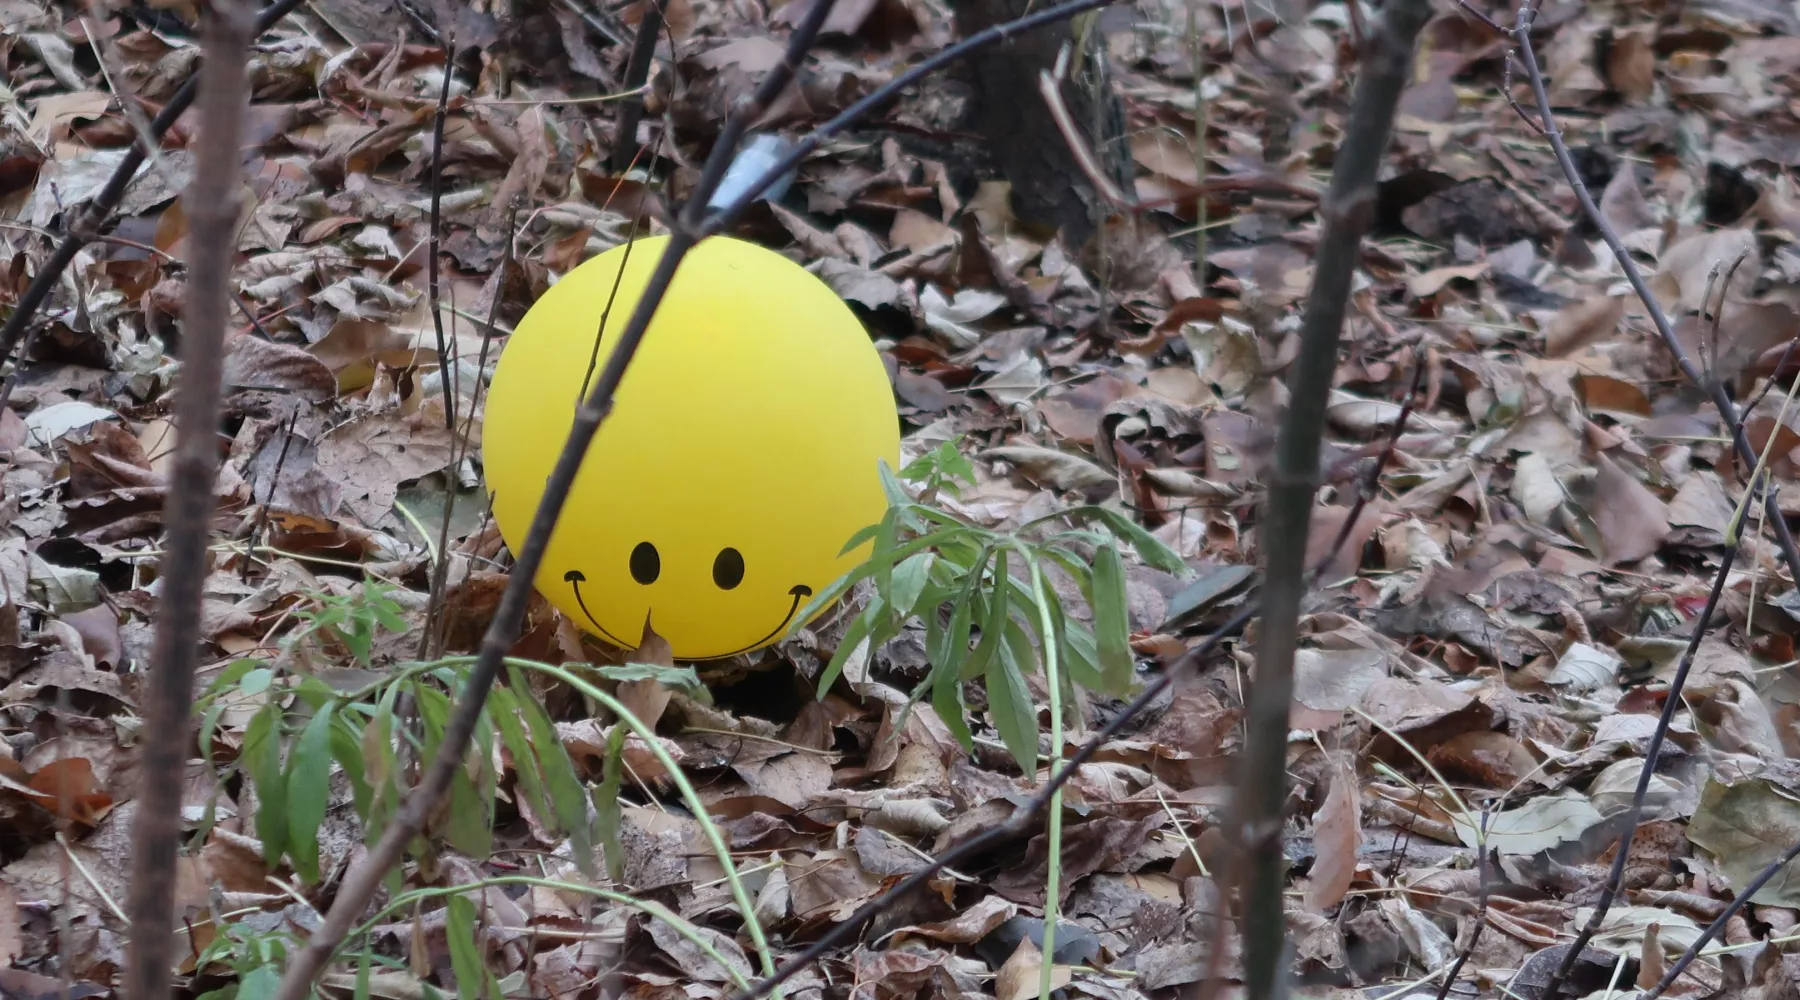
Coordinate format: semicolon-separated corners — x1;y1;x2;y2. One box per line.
481;235;901;660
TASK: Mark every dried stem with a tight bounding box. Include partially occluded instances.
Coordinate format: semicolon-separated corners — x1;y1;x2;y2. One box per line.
1646;834;1800;999
0;0;304;406
1232;5;1430;1000
611;0;666;174
121;1;256;997
418;39;458;660
1539;543;1736;997
266;3;839;996
1484;4;1800;582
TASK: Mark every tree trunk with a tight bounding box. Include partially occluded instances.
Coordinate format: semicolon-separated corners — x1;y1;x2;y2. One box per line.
947;0;1129;249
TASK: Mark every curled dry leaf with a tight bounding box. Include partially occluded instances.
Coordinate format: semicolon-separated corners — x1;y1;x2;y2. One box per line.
1305;754;1361;912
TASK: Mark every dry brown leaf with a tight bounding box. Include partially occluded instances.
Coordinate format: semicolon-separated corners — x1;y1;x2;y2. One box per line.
996;937;1070;1000
1589;452;1671;565
1305;755;1361;912
1543;294;1626;356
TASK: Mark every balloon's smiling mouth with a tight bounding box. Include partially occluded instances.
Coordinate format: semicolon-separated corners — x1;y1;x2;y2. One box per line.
563;570;813;660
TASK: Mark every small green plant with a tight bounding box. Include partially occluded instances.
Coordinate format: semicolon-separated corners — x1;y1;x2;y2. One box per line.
796;438;1188;772
289;582;408;667
194;583;703;887
192;917;296;1000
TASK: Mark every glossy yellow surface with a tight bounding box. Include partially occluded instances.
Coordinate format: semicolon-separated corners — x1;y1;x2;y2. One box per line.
481;235;901;659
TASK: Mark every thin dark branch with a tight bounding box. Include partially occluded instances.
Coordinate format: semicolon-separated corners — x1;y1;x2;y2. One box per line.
267;2;839;995
242;412;299;584
1646;835;1800;999
1542;539;1738;998
611;0;666;174
418;35;459;661
0;0;305;397
1432;838;1492;1000
1234;5;1430;1000
1488;7;1800;582
428;207;520;661
121;1;256;997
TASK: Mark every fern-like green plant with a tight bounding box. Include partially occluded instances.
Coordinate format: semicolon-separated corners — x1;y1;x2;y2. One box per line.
795;438;1188;773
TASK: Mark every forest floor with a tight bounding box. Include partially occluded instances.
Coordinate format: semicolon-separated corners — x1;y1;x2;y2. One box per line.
4;0;1800;998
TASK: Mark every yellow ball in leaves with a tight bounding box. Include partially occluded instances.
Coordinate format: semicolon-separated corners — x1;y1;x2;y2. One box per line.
481;235;901;660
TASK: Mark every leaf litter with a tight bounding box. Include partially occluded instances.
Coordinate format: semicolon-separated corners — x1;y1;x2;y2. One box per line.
4;0;1800;997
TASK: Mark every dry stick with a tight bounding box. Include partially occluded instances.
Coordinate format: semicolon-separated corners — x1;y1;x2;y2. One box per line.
1484;4;1800;582
610;0;666;175
1646;833;1800;999
121;1;256;998
0;0;305;409
1539;539;1738;998
428;207;519;661
266;2;839;995
418;38;459;660
1233;4;1429;1000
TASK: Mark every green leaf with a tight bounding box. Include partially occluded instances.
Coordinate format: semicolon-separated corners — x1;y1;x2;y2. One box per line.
242;702;287;870
816;606;875;696
286;704;335;883
890;552;935;619
1079;506;1187;574
838;520;883;557
987;625;1039;774
238;966;280;1000
959;549;1009;682
447;715;494;858
200;658;262;704
1062;620;1105;692
878;458;912;505
240;667;274;698
1090;544;1136;694
489;687;550;836
446;895;488;1000
594;725;629;884
355;945;374;1000
329;715;373;818
933;668;974;751
871;505;900;607
199;698;231;769
590;662;703;689
510;666;594;875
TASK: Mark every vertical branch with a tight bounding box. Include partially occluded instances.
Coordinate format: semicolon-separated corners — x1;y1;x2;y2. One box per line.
419;39;458;659
122;0;255;997
1479;3;1800;580
1232;4;1431;1000
611;0;666;174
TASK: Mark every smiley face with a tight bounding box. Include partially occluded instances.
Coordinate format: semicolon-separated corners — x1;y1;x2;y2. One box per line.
481;235;900;660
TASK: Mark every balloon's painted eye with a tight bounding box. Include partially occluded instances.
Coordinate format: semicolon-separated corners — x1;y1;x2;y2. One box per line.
629;542;660;584
713;547;745;590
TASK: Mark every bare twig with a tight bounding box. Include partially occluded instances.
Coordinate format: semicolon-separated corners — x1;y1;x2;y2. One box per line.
1432;840;1492;1000
1481;3;1800;582
0;0;305;407
1542;539;1738;998
611;0;666;174
1646;835;1800;998
122;1;257;998
418;37;458;660
267;3;840;995
1232;5;1431;1000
